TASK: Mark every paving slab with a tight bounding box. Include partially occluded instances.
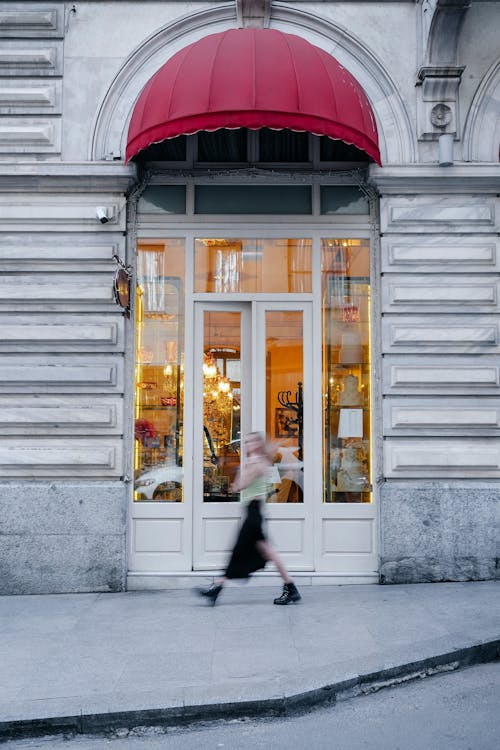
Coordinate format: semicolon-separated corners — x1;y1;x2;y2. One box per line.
0;581;499;739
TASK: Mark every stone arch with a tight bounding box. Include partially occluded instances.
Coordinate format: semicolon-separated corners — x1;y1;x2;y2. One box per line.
91;4;416;164
462;58;500;162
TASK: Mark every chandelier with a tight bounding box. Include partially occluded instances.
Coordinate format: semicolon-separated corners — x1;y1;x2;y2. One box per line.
202;353;233;446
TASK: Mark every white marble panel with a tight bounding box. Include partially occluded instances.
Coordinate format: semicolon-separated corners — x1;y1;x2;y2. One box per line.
383;397;500;436
0;355;123;393
134;519;183;553
0;314;124;352
0;117;61;153
0;438;123;477
0;236;122;272
0;274;114;309
384;438;500;478
0;196;126;229
0;6;64;37
382;315;500;354
0;41;62;75
381;236;500;273
380;196;498;233
383;356;499;395
0;395;123;435
0;79;62;114
382;276;500;313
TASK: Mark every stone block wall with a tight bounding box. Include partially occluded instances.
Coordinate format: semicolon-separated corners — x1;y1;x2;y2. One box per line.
0;482;127;594
374;183;500;583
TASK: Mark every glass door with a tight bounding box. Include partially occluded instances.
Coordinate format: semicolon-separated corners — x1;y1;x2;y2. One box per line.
193;300;313;571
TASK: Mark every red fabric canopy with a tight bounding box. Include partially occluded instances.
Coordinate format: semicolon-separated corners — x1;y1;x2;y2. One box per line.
126;28;380;164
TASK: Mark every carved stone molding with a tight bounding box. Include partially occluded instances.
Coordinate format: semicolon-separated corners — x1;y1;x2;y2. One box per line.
0;4;64;39
416;0;470;141
92;4;416;164
236;0;270;28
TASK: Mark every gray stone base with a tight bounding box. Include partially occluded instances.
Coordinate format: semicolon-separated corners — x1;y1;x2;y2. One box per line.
380;481;500;584
0;482;127;595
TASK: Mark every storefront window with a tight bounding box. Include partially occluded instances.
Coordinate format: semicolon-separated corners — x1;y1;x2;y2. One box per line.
134;240;185;502
266;310;304;503
322;239;372;503
194;238;312;293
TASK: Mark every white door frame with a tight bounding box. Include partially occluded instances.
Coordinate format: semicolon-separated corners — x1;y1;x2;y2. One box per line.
128;224;380;585
192;299;314;571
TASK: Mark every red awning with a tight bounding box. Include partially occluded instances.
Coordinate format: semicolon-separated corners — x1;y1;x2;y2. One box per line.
126;28;380;164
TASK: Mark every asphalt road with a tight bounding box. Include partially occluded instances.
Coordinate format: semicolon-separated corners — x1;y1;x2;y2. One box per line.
3;660;500;750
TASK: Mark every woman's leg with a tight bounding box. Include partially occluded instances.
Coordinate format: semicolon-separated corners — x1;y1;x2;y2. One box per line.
257;540;301;605
256;540;292;584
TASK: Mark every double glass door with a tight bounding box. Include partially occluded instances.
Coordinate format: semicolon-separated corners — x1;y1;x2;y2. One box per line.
193;301;313;570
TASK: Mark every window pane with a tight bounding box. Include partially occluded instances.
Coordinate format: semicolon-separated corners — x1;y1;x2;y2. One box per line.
322;239;372;504
198;129;247;162
194;185;312;214
194;238;312;293
134;240;185;502
138;186;186;214
259;128;309;162
266;311;304;503
203;311;241;502
321;186;369;215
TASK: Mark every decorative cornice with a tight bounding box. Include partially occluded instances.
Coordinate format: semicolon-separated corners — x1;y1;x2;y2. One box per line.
369;164;500;194
0;162;137;193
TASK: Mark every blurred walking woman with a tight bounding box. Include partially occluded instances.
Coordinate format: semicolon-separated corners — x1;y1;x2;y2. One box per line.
196;432;301;606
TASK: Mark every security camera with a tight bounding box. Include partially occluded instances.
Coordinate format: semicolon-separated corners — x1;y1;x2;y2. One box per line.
96;206;110;224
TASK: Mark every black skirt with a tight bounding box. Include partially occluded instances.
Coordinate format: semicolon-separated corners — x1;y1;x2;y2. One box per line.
224;499;267;579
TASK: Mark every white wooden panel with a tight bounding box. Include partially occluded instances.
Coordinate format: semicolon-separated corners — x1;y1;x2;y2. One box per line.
0;237;122;271
0;79;62;115
203;517;239;553
134;519;183;554
322;519;374;554
381;236;500;273
266;519;303;553
382;276;500;313
0;395;123;435
0;118;61;153
0;274;114;308
383;356;499;395
0;6;64;37
0;41;62;75
0;355;123;393
382;315;500;353
0;314;124;352
384;438;500;478
0;438;123;477
380;196;498;233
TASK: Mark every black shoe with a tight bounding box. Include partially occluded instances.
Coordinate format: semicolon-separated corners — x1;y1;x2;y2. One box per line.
195;583;223;606
273;582;301;605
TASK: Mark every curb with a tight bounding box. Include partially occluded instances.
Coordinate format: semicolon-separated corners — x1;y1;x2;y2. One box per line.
1;639;499;742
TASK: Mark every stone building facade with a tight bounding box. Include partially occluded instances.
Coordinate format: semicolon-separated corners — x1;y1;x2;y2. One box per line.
0;0;498;594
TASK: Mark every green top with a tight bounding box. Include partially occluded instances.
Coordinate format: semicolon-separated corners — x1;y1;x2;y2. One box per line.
240;474;272;504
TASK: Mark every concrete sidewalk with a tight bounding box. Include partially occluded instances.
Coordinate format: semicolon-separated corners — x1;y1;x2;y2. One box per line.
0;580;499;739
